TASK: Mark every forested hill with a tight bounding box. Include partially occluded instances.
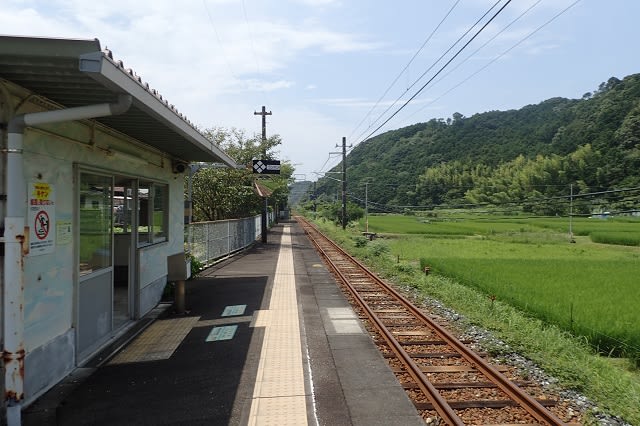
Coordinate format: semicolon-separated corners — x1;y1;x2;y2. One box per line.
316;73;640;215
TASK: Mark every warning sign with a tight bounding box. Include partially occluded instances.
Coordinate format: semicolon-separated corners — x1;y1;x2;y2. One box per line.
29;182;56;255
34;211;50;239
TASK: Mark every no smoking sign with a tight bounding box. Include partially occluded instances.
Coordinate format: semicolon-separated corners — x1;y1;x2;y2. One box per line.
34;210;50;240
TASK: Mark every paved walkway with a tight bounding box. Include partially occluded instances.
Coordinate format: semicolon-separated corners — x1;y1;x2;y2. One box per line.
23;222;423;426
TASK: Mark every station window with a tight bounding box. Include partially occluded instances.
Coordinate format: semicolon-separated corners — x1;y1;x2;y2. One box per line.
79;173;113;276
138;181;168;245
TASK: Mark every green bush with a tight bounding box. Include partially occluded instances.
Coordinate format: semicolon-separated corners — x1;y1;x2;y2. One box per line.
368;240;389;257
187;253;204;278
393;262;416;274
353;236;369;248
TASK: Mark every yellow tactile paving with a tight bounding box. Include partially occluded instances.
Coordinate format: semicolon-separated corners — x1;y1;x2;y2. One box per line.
108;316;200;364
248;395;308;426
250;310;272;327
248;226;309;425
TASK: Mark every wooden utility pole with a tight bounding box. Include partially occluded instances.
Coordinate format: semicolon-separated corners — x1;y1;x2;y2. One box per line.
341;137;347;230
254;106;272;243
254;106;272;157
364;180;370;233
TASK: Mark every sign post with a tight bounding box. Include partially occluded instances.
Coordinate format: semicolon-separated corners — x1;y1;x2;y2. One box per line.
252;160;280;243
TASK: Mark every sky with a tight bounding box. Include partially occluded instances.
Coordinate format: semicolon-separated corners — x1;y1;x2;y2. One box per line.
2;0;640;181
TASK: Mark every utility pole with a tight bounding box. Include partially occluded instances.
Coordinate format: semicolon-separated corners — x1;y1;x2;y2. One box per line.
327;138;350;229
313;181;317;214
341;137;347;229
569;183;575;243
364;180;371;233
254;106;272;243
254;105;272;157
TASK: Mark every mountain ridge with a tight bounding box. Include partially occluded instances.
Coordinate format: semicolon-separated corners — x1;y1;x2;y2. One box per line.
315;73;640;214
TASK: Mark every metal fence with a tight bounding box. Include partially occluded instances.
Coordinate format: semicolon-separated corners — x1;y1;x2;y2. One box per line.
185;214;272;266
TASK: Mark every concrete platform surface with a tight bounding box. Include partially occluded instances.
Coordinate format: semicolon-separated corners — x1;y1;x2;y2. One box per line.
23;222;424;426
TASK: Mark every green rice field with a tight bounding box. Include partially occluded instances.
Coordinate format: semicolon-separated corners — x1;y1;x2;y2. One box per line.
363;214;640;357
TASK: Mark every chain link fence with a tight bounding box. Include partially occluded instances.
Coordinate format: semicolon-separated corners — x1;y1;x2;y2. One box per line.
185;214;272;266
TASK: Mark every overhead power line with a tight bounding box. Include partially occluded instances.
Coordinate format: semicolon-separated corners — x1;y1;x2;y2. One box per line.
405;0;583;123
322;0;584;184
348;0;461;141
241;0;271;106
355;0;511;144
202;0;239;80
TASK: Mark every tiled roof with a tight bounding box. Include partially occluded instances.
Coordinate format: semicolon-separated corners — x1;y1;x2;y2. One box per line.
0;35;236;166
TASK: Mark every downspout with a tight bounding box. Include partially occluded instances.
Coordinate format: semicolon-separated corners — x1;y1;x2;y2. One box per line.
2;94;132;426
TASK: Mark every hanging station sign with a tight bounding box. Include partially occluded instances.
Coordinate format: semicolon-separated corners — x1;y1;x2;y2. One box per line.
252;159;281;175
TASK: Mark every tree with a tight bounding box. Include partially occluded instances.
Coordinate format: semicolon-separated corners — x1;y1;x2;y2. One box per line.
316;200;363;225
189;127;291;221
191;167;258;221
203;127;282;165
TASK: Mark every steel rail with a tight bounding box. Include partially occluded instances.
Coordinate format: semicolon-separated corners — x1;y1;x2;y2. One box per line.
347;249;566;425
296;216;567;426
304;225;464;424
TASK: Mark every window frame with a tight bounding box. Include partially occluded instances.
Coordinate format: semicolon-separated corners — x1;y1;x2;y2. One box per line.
137;180;168;247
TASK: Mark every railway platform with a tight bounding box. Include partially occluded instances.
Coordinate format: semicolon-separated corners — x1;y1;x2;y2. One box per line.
23;221;424;426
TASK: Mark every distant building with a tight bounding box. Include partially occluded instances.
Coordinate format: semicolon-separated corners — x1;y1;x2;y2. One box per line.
590;211;611;219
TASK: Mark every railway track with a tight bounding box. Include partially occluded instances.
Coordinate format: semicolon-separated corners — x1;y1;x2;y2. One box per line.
296;216;577;425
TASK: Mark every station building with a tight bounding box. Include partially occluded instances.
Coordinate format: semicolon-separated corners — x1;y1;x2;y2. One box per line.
0;35;236;421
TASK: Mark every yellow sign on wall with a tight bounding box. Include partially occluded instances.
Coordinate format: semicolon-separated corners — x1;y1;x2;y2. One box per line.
28;182;56;255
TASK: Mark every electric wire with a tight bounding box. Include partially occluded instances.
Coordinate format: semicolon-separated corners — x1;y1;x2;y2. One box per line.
241;0;271;107
357;0;513;145
202;0;239;80
320;1;584;183
317;145;357;175
317;0;583;183
319;0;520;180
348;0;461;141
404;0;583;123
353;0;508;145
398;0;544;126
352;0;504;144
316;155;334;175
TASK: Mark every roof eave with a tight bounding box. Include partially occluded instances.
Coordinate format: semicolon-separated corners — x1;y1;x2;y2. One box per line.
78;51;236;166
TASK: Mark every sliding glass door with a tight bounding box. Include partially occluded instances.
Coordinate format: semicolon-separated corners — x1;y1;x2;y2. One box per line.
77;172;114;355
